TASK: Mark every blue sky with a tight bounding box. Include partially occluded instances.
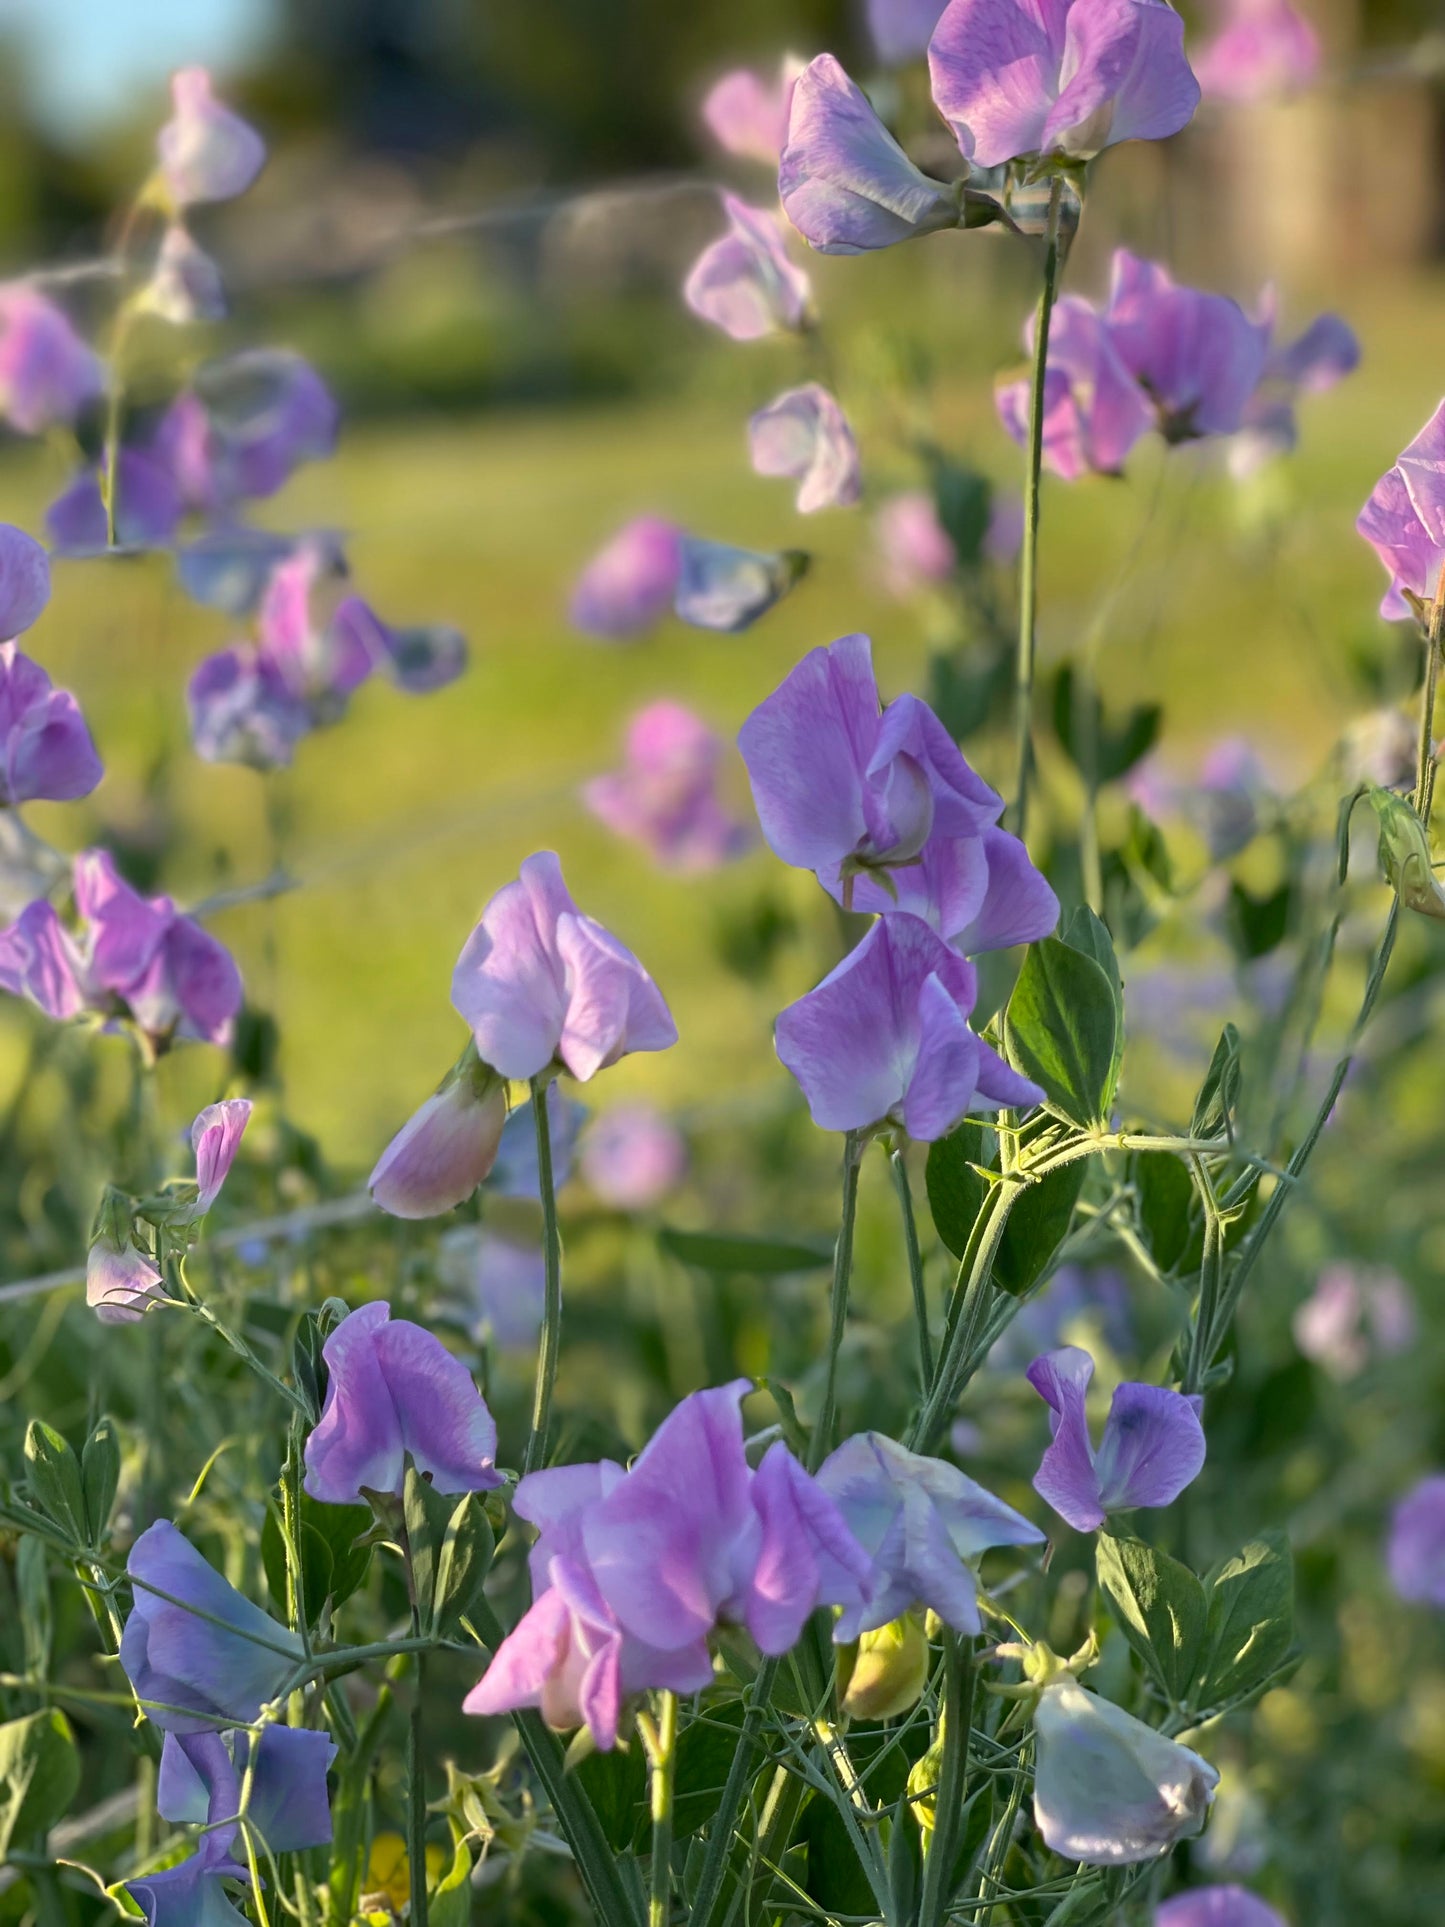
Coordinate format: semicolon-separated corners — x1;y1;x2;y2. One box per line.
3;0;278;143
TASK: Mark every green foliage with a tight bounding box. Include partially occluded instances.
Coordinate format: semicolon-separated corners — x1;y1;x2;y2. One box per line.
1201;1532;1296;1708
657;1227;833;1274
1096;1535;1208;1704
926;1120;1086;1296
1004;936;1120;1127
22;1422;87;1547
261;1490;374;1626
0;1711;79;1857
1052;664;1161;784
402;1468;495;1639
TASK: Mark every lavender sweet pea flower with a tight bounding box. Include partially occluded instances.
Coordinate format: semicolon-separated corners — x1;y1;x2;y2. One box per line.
1033;1679;1218;1863
818;1432;1044;1639
486;1086;585;1198
1026;1346;1206;1532
701;57;803;164
1105;251;1270;440
928;0;1201;167
74;849;243;1047
120;1519;303;1731
827;822;1060;949
87;1235;166;1324
158;351;339;510
188;645;310;769
580;1104;688;1210
570;517;683;640
998;295;1154;480
191;1098;252;1211
303;1300;503;1506
0;286;105;434
582;700;751;871
126;1854;251;1927
0;899;87;1020
369;1063;508;1219
157;1726;335;1857
869;0;950;63
749;383;861;512
451;851;677;1083
673;536;807;632
776;912;1043;1138
1388;1475;1445;1608
1228;306;1360;480
144;225;227;325
439;1225;548;1350
1155;1888;1286;1927
779;55;963;256
1293;1261;1414;1382
0;524;50;640
876;492;957;595
1357;400;1445;620
258;547;376;710
683;193;812;341
1195;0;1320;103
0;645;103;806
46;449;182;557
158;68;266;206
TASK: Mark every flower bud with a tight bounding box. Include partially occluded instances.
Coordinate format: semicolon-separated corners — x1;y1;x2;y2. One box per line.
1366;784;1445;920
839;1612;930;1720
86;1203;165;1324
369;1055;508;1219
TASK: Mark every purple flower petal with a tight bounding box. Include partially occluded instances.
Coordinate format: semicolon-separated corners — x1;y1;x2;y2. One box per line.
580;1104;688;1210
369;1073;507;1219
701;60;800;164
158;68;266;206
683;193;812;341
145;225;227;325
0;899;88;1020
1092;1381;1206;1512
1388;1474;1445;1607
746;1440;870;1652
0;285;105;434
954;826;1061;951
1106;250;1269;439
87;1237;165;1324
0;643;103;806
1156;1887;1287;1927
1027;1346;1107;1531
570;517;683;640
749;382;862;512
1040;0;1202;158
0;524;50;639
869;0;950;63
582;700;751;872
191;1098;252;1211
46;449;181;557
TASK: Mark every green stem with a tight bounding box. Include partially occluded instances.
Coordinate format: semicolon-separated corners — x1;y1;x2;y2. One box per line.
919;1633;975;1927
407;1649;428;1927
523;1075;563;1476
1012;174;1065;845
1415;568;1445;823
809;1131;862;1473
889;1144;934;1389
689;1657;777;1927
909;1181;1016;1455
641;1691;679;1927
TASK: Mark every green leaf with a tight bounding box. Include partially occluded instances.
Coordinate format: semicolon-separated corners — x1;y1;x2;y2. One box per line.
23;1422;86;1546
1201;1532;1294;1708
1097;1534;1208;1704
572;1741;647;1854
262;1493;373;1625
658;1228;832;1275
1061;906;1125;1102
17;1537;50;1683
1227;881;1291;960
673;1698;750;1841
1052;664;1161;784
1004;938;1119;1126
1191;1025;1242;1141
81;1417;122;1546
925;1122;997;1261
404;1469;495;1639
428;1836;474;1927
1132;1154;1201;1276
0;1710;80;1857
925;1122;1083;1294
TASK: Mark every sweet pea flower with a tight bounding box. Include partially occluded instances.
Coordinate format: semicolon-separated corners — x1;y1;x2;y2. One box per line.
46;448;182;556
570;517;683;640
1033;1679;1218;1863
156;351;339;511
187;646;309;769
997;295;1154;480
683;193;812;341
776;912;1043;1138
1357;400;1445;621
749;383;862;511
87;1235;166;1324
580;1104;688;1210
1293;1261;1415;1381
0;899;87;1020
1026;1347;1206;1532
876;492;957;595
157;68;266;206
582;700;751;871
451;851;677;1083
0;524;50;639
73;849;243;1047
486;1086;586;1198
868;0;950;63
190;1098;252;1212
928;0;1201;167
0;644;103;806
0;286;106;434
1156;1888;1287;1927
120;1520;304;1731
369;1059;508;1219
1195;0;1320;103
829;822;1060;949
303;1300;503;1506
1105;251;1270;440
673;536;807;631
1387;1475;1445;1607
702;57;803;164
439;1225;548;1350
779;55;964;256
1230;309;1360;477
143;225;227;325
818;1432;1044;1639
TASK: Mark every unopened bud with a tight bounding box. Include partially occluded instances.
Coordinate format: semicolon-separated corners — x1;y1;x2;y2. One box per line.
369;1051;508;1219
1366;784;1445;920
839;1613;929;1720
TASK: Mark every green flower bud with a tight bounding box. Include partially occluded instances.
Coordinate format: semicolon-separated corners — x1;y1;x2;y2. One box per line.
839;1613;930;1721
1366;785;1445;920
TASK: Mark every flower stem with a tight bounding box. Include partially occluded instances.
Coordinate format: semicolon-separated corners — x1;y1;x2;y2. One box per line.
523;1076;562;1476
1415;567;1445;822
809;1131;861;1473
919;1631;975;1927
1012;174;1065;846
889;1143;933;1388
688;1656;776;1927
407;1644;429;1927
639;1691;679;1927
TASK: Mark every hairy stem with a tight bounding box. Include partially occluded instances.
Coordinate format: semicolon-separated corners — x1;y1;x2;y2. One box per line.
407;1650;429;1927
919;1632;976;1927
523;1076;563;1475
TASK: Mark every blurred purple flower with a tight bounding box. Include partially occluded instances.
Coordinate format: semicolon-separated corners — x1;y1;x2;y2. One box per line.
868;0;950;63
997;295;1153;480
87;1235;165;1325
0;900;88;1021
0;524;51;639
144;225;227;326
258;546;376;709
46;449;183;556
583;700;751;872
452;851;677;1083
1033;1679;1218;1863
369;618;466;694
369;1064;508;1219
1155;1887;1286;1927
1195;0;1320;103
120;1519;303;1731
486;1086;586;1198
749;382;861;511
157;351;339;512
1105;250;1270;440
1357;399;1445;621
1388;1476;1445;1608
0;643;103;806
875;491;957;595
990;1264;1133;1370
157;68;266;206
440;1225;548;1350
1194;735;1267;857
683;193;812;340
570;517;683;640
1026;1346;1206;1532
818;1431;1043;1638
73;848;243;1047
192;1097;251;1212
776;911;1042;1138
0;286;105;434
187;645;310;770
702;57;803;164
928;0;1201;167
779;55;963;256
303;1300;503;1506
580;1104;688;1210
1231;309;1359;478
830;821;1060;949
674;535;806;631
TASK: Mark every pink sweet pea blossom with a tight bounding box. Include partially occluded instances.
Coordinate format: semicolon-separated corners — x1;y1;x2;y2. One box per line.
580;1104;688;1210
570;517;683;640
87;1236;165;1325
0;644;103;806
701;57;804;164
1104;250;1269;439
748;383;861;512
875;491;957;595
0;286;105;435
997;293;1154;479
191;1098;252;1212
1357;399;1445;621
582;701;750;871
451;852;677;1083
369;1062;508;1219
1194;0;1320;104
928;0;1201;168
157;68;266;207
683;194;812;341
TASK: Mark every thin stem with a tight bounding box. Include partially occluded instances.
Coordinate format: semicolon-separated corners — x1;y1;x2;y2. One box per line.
407;1648;429;1927
1415;568;1445;822
910;1181;1016;1455
889;1144;934;1388
690;1657;778;1927
1012;174;1065;845
919;1633;976;1927
809;1131;862;1473
523;1076;563;1475
640;1691;679;1927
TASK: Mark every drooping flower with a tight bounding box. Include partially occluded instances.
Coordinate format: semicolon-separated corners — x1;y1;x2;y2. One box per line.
1104;250;1270;441
303;1300;503;1506
1194;0;1320;103
570;517;684;640
997;295;1154;480
1026;1347;1206;1532
830;821;1060;949
580;1104;688;1210
1357;400;1445;621
701;57;803;164
0;644;103;806
187;646;309;769
157;68;267;206
582;700;751;871
818;1431;1044;1638
1032;1679;1218;1863
451;851;677;1083
779;55;964;256
673;536;807;632
1155;1887;1287;1927
87;1235;166;1324
46;448;183;556
125;1852;250;1927
1387;1475;1445;1608
0;286;106;435
776;912;1043;1139
439;1225;548;1350
749;383;861;512
156;350;339;512
928;0;1201;168
120;1520;304;1731
143;225;228;325
876;492;957;595
0;899;87;1021
0;524;51;640
369;1058;508;1219
868;0;950;64
683;193;812;341
1293;1261;1415;1381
